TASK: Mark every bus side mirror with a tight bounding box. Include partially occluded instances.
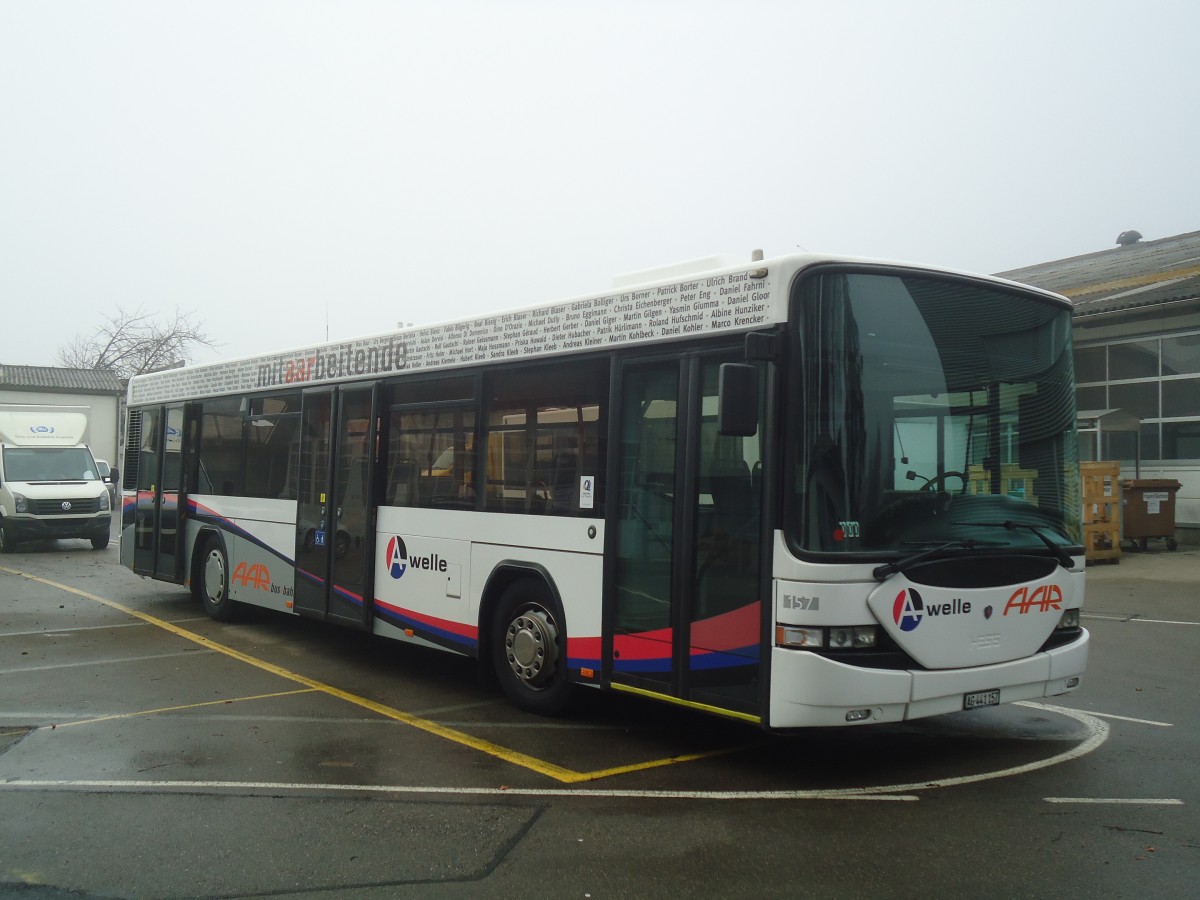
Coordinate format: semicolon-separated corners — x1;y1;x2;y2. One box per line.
718;363;759;437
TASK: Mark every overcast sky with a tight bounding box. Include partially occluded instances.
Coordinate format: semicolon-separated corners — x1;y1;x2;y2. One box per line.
2;0;1197;368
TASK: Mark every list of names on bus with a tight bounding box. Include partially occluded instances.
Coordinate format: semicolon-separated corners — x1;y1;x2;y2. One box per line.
129;268;773;405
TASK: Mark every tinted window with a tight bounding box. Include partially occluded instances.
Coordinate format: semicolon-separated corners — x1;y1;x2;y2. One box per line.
484;360;607;516
386;407;477;509
197;397;243;495
244;392;302;499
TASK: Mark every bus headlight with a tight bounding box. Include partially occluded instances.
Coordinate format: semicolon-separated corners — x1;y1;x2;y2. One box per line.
776;626;824;648
1057;608;1080;629
13;493;29;514
776;625;879;650
830;626;878;650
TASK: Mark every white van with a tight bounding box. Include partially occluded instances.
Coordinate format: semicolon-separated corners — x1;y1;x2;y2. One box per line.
0;408;113;551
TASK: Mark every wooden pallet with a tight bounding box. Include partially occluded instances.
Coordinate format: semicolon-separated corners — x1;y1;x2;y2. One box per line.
1080;461;1121;563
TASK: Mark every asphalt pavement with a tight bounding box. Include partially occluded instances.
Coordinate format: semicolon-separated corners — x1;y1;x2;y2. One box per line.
0;537;1197;898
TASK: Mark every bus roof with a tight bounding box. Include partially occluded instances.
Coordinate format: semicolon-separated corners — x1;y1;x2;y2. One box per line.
127;251;1066;407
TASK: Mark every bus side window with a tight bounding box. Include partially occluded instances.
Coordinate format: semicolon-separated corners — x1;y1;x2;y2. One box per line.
197;396;245;497
386;407;477;510
484;360;607;517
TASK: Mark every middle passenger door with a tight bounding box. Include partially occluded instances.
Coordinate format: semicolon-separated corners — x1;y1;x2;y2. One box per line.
608;350;767;720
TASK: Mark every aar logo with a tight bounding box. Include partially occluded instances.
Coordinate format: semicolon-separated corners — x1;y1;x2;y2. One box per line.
1003;584;1063;616
385;535;408;579
892;587;924;632
232;562;271;590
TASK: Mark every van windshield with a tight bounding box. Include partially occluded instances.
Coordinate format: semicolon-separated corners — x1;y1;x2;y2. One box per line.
2;447;100;482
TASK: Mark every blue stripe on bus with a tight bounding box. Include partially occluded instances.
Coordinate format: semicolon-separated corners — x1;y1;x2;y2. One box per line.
374;604;478;651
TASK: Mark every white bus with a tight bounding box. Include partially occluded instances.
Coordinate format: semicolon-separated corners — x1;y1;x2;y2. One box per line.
121;251;1088;727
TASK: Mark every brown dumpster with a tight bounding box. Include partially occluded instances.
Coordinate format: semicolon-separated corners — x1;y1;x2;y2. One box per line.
1121;479;1182;551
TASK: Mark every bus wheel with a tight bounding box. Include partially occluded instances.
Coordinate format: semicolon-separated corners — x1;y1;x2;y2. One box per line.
491;580;572;715
195;535;239;622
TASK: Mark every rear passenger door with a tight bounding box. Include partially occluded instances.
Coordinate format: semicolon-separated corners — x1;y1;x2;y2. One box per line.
293;386;379;629
128;404;185;581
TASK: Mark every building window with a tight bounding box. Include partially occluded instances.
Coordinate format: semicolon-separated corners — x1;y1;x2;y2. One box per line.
1164;421;1200;458
1162;334;1200;376
1108;339;1158;380
1163;377;1200;418
1073;346;1106;383
1075;385;1105;410
1074;330;1200;462
1107;381;1157;421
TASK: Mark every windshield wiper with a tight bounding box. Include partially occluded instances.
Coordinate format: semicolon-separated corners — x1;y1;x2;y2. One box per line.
954;521;1073;569
873;540;976;582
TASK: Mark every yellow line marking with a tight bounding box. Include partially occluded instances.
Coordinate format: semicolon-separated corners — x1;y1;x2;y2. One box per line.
575;744;755;782
1;566;743;783
50;689;317;729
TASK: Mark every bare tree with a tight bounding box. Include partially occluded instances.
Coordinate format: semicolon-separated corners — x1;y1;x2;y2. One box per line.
58;306;216;378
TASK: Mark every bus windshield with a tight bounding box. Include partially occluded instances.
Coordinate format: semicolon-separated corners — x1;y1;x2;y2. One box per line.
790;269;1081;556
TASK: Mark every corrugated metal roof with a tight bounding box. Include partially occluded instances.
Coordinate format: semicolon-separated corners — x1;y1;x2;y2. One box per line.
997;230;1200;319
0;364;123;394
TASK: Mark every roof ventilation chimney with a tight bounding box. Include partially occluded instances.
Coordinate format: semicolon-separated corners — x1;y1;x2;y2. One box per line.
1116;230;1143;247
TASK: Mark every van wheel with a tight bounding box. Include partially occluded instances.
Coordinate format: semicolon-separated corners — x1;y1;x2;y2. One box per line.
194;534;239;621
91;534;110;550
491;579;572;715
0;525;11;553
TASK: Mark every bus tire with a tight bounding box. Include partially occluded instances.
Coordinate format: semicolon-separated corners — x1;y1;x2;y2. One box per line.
194;534;239;622
491;579;572;715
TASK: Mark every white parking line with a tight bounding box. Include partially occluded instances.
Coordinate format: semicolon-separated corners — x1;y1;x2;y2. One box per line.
1084;613;1199;626
0;704;1113;802
1084;711;1173;727
843;703;1110;796
0;779;921;802
1044;797;1183;805
0;622;152;638
0;649;212;675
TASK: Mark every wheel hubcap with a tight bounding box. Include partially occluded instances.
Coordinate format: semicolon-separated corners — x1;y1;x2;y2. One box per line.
204;550;226;604
504;608;559;689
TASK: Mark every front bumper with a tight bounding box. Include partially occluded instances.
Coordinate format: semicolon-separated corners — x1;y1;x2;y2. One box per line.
767;628;1090;728
1;513;112;544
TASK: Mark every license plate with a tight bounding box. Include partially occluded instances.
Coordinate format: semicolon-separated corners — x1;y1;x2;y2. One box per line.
963;689;1001;710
